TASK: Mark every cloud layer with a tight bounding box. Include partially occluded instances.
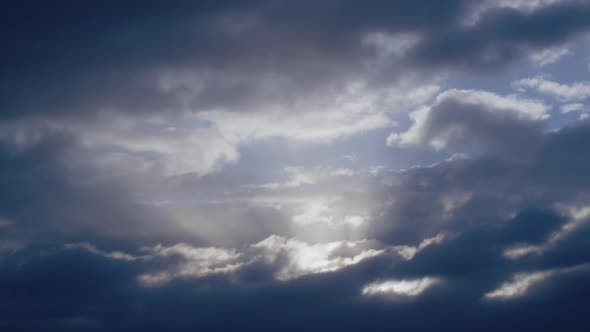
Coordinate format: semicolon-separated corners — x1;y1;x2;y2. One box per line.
2;1;590;331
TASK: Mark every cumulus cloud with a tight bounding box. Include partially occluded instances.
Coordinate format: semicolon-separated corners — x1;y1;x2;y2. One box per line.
376;122;590;246
513;76;590;101
387;89;549;157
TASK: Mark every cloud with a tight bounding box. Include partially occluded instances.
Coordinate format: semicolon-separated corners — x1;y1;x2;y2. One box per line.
3;2;590;331
250;235;385;281
3;201;590;331
0;79;440;177
1;1;456;122
138;243;244;286
560;103;586;113
80;234;391;285
3;0;589;182
484;263;590;300
528;45;571;66
362;277;442;297
484;271;554;299
0;113;239;177
513;76;590;101
503;204;590;260
260;166;357;190
196;81;439;145
81;116;241;176
466;0;568;25
376;122;590;245
290;200;367;227
0;132;175;246
3;0;590;125
387;89;549;157
408;1;590;72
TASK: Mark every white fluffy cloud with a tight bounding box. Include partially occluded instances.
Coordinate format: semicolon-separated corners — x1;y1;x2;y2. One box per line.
513;77;590;101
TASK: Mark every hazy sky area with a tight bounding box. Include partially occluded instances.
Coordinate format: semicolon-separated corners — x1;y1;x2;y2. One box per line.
2;1;590;331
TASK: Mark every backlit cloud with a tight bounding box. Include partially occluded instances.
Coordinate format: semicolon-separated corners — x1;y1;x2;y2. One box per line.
3;1;590;331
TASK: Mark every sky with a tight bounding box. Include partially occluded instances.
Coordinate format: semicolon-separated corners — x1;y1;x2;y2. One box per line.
2;1;590;331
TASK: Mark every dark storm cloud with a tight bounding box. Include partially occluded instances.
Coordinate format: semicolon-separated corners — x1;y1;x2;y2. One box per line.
0;0;259;119
374;122;590;245
409;0;590;72
1;123;590;331
2;205;590;331
3;0;590;120
3;2;590;331
0;0;458;119
0;131;176;248
395;208;565;279
0;126;297;250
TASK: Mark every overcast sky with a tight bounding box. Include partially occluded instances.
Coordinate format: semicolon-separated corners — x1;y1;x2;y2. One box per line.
2;1;590;331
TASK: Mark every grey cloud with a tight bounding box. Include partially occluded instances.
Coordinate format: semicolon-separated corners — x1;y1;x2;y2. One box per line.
0;0;459;120
0;131;179;248
2;2;590;330
4;125;590;331
513;76;590;101
2;92;590;332
2;213;590;331
374;122;590;245
388;89;549;159
2;0;590;122
408;1;590;72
